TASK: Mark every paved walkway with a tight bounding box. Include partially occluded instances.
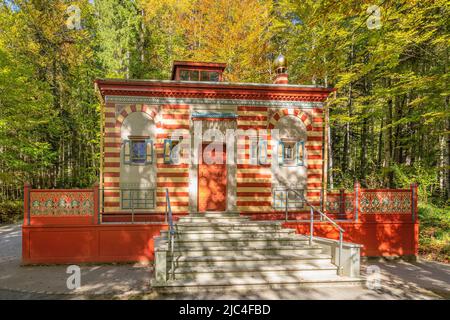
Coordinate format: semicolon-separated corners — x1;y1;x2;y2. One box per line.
1;223;449;300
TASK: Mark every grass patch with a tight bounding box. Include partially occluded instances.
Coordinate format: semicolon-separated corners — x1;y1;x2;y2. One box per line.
0;200;23;224
418;203;450;263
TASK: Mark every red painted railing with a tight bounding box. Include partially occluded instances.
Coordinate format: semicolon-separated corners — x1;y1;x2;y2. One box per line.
23;183;100;226
325;182;418;222
23;182;418;225
21;182;419;261
21;183;165;265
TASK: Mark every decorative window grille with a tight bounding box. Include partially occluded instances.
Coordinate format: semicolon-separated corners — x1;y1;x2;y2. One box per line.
121;189;155;209
273;188;305;209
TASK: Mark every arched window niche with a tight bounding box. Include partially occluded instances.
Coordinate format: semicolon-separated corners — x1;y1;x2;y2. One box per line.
272;115;308;211
119;111;157;211
276;115;307;167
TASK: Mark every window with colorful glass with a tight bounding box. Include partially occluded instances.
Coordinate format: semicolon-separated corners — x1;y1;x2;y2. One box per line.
123;138;153;165
278;140;305;166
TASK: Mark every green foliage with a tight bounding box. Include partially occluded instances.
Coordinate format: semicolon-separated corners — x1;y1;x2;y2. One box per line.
94;0;146;78
0;200;22;224
0;37;55;187
0;0;101;200
0;0;449;226
391;163;439;203
419;203;450;263
277;0;450;203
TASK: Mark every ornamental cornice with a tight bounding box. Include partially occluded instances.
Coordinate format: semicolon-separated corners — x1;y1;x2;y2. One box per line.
104;95;324;109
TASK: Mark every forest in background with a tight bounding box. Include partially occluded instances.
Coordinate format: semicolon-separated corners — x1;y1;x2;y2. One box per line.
0;1;449;250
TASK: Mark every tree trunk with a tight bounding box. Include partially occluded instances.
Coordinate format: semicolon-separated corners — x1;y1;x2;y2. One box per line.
384;84;393;187
360;117;367;184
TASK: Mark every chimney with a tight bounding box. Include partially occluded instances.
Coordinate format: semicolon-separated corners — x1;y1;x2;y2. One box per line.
273;54;288;84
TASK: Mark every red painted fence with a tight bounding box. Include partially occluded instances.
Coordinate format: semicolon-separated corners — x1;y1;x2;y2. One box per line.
22;183;165;264
21;182;419;264
284;182;419;258
23;183;100;226
324;182;418;221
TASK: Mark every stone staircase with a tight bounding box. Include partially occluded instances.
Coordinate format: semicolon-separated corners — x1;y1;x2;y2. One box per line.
151;212;364;293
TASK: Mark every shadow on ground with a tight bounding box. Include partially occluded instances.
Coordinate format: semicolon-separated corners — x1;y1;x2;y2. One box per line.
0;223;448;300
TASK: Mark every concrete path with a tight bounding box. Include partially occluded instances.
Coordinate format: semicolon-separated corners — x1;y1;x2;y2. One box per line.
1;223;448;300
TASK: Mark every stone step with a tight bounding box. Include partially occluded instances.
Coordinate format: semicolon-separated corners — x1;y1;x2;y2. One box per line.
161;229;296;240
174;222;282;232
169;253;332;268
177;216;250;223
170;263;338;280
151;274;365;293
153;212;362;292
189;212;241;217
172;244;323;257
172;237;310;248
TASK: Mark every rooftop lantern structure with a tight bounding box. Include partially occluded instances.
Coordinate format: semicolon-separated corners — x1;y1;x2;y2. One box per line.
171;61;226;82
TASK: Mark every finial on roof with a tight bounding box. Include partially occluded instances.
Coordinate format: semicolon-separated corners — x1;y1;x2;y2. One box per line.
274;54;287;74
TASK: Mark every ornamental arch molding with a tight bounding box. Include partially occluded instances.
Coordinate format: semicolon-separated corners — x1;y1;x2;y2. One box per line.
268;108;313;131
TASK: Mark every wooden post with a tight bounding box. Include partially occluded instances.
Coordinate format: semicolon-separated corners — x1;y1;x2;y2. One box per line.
411;183;418;222
354;181;360;221
339;188;345;217
23;183;31;226
410;182;419;257
92;182;100;225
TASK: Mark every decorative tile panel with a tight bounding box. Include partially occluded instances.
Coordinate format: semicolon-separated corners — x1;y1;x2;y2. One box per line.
30;191;94;216
326;193;354;214
360;191;411;214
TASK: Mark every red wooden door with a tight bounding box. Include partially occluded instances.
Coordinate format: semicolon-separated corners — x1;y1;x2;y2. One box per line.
198;144;227;212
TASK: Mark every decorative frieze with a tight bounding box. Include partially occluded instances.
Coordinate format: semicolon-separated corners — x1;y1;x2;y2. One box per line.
105;95;323;109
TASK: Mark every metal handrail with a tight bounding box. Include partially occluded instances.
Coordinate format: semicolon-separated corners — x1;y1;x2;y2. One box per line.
165;188;176;280
285;188;345;276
